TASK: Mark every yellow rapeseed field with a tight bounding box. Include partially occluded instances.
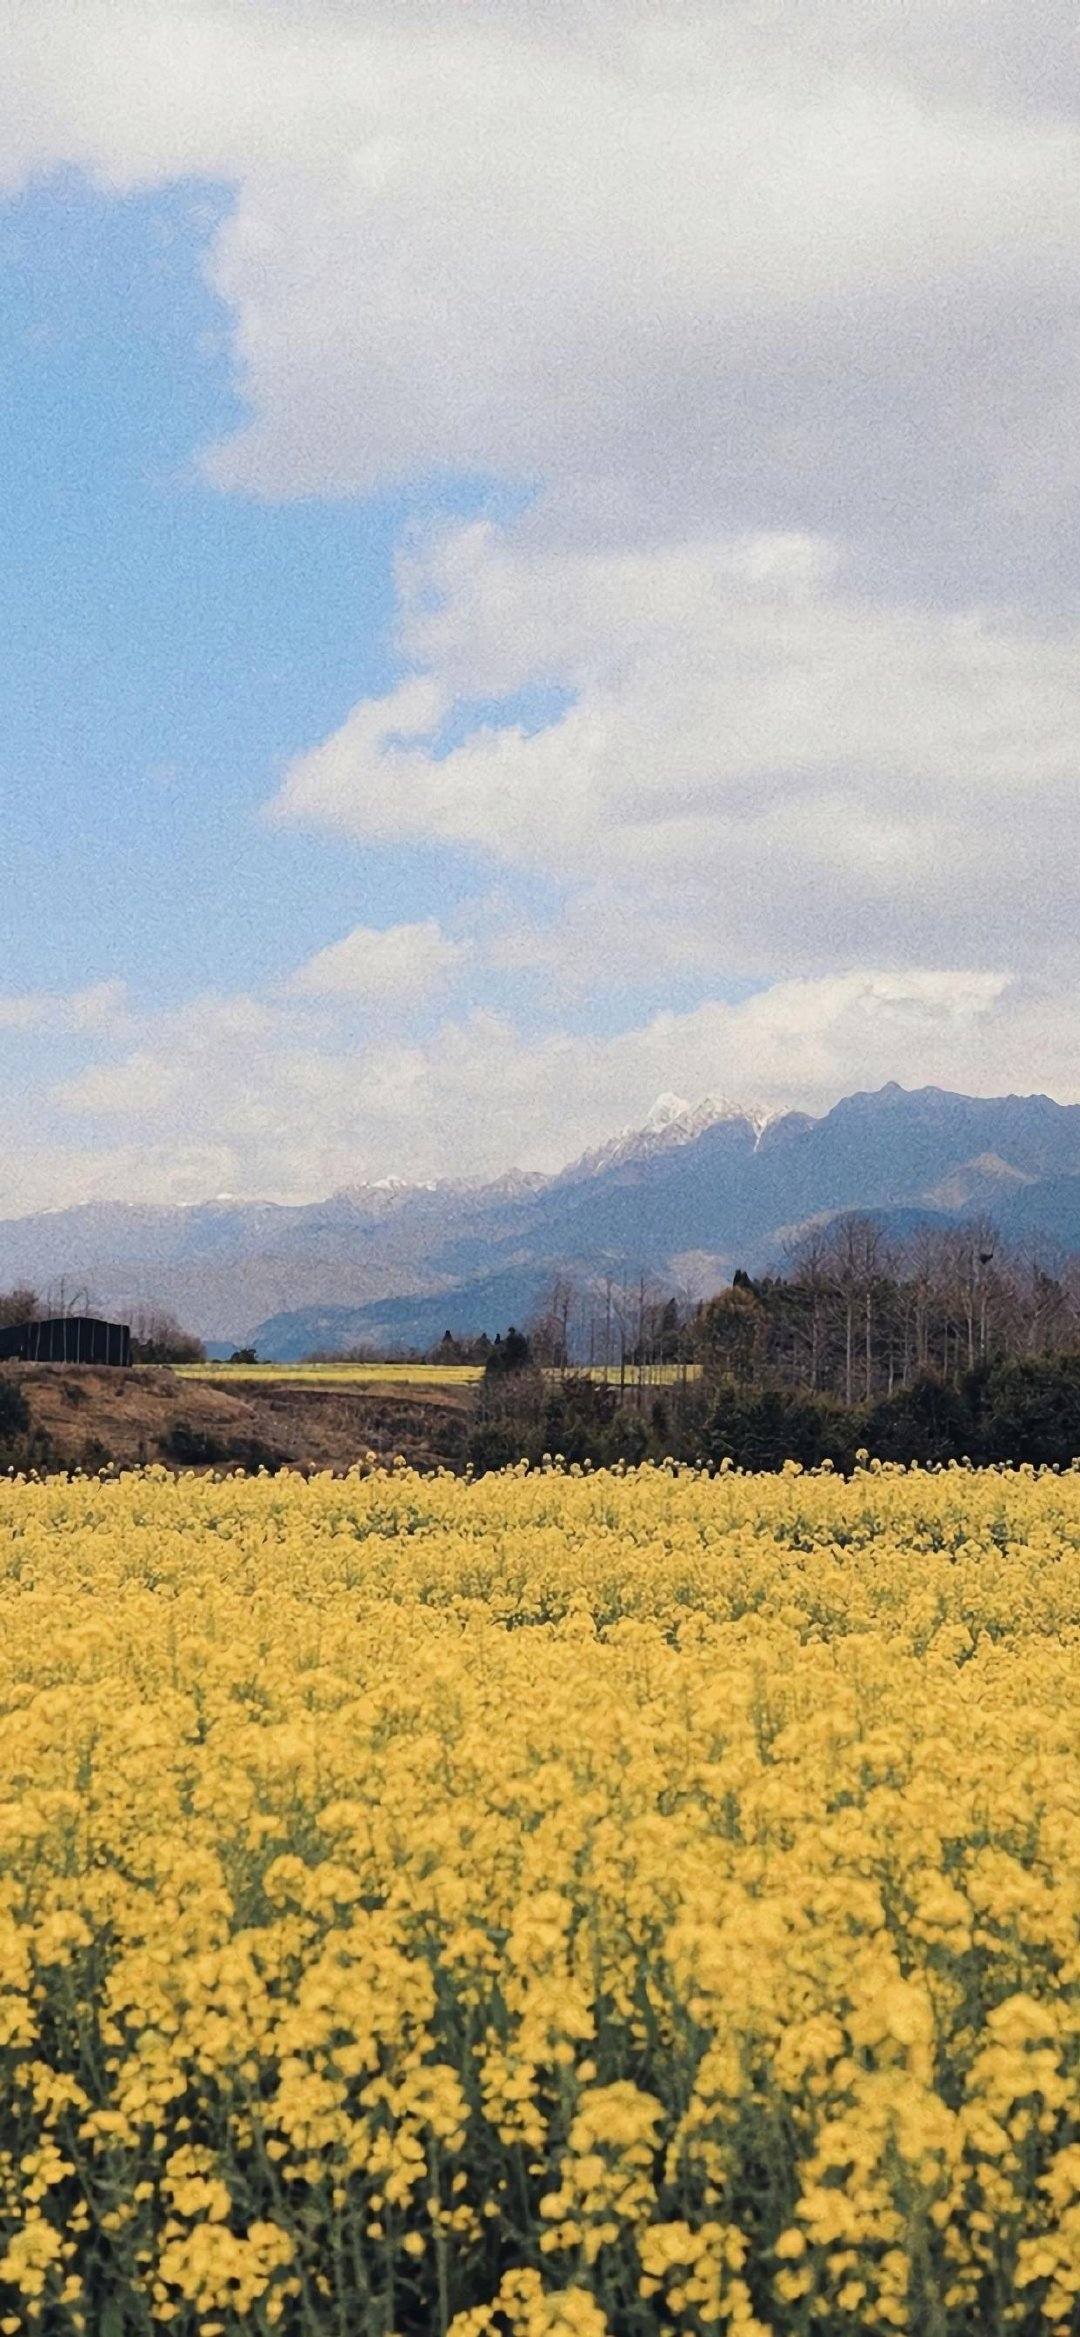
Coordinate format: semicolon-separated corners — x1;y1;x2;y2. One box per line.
172;1364;486;1388
172;1365;696;1389
0;1460;1077;2336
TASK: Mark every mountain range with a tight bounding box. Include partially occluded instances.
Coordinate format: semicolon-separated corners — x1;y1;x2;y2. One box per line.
5;1083;1080;1358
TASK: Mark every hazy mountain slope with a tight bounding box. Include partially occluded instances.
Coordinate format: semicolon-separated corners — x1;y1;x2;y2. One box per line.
772;1085;1080;1205
6;1085;1080;1353
249;1090;1080;1356
991;1172;1080;1249
0;1180;550;1346
457;1086;1080;1284
252;1267;554;1363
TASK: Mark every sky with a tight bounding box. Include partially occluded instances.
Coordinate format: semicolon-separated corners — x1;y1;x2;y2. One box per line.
3;0;1080;1214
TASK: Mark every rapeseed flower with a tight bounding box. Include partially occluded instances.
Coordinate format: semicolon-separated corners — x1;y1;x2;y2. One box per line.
0;1459;1075;2331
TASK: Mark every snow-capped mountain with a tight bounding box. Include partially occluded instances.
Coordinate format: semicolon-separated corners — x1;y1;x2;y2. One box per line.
329;1097;770;1206
558;1093;775;1180
5;1085;1080;1353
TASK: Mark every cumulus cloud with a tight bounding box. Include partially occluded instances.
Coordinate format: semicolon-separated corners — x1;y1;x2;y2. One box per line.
5;3;1080;1204
9;962;1077;1217
272;523;1080;984
0;981;128;1036
3;3;1080;586
288;918;466;1005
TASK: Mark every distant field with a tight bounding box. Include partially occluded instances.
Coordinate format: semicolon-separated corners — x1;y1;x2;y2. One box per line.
559;1362;703;1385
175;1360;701;1386
173;1360;484;1386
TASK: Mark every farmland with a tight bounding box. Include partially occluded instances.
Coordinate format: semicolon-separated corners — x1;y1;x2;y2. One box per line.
0;1460;1077;2333
174;1360;487;1388
174;1362;700;1388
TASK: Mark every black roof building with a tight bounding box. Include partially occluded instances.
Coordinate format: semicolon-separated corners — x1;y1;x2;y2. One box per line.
0;1316;131;1366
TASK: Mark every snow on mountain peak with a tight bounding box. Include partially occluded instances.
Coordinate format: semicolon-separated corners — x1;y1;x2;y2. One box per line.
645;1093;776;1144
643;1092;692;1132
560;1093;774;1182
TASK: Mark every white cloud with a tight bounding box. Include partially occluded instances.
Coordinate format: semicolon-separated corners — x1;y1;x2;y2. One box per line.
11;961;1080;1217
7;9;1080;994
0;980;128;1036
53;995;282;1123
273;523;1080;985
289;917;467;1004
3;3;1080;576
5;4;1080;1208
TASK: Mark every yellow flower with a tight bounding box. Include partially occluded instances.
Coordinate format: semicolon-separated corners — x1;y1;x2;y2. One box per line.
0;1458;1075;2332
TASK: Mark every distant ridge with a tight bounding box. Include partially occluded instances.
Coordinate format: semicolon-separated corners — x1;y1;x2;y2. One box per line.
4;1084;1080;1355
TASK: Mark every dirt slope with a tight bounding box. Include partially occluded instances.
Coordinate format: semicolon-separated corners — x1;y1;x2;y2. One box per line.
2;1364;469;1474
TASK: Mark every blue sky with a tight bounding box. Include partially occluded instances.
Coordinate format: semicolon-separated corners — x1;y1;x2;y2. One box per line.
1;170;688;1040
2;173;455;1005
1;4;1079;1212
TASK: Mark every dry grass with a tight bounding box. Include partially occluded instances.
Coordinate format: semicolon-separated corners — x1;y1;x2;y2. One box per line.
3;1363;470;1473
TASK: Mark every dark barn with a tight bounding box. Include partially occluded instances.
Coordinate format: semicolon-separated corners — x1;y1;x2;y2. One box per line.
0;1316;131;1367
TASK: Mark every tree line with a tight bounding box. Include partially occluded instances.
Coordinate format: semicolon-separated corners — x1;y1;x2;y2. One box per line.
466;1216;1080;1472
8;1211;1080;1474
469;1338;1080;1477
520;1216;1080;1395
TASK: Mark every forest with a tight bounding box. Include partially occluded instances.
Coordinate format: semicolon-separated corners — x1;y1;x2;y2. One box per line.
471;1216;1080;1473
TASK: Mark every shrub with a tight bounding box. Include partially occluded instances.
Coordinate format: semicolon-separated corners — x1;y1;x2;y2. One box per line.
861;1371;974;1466
969;1352;1080;1468
702;1381;848;1471
0;1377;47;1473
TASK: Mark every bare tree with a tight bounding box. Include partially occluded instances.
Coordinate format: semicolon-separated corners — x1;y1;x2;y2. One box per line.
823;1217;891;1404
527;1275;579;1372
0;1287;41;1330
130;1308;205;1364
785;1227;833;1392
